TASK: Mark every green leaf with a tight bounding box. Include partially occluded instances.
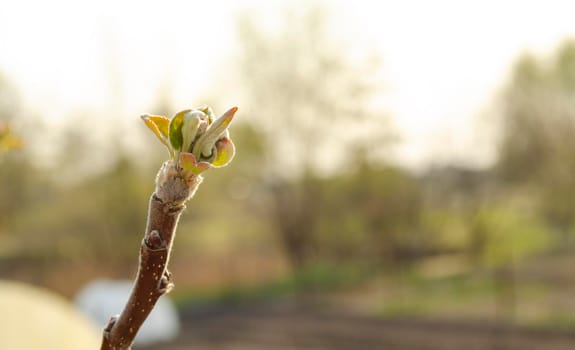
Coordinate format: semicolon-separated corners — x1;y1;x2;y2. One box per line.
169;109;189;153
211;137;236;168
141;114;172;156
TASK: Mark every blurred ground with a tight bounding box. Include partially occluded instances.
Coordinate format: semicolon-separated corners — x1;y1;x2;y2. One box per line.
135;250;575;349
142;301;575;350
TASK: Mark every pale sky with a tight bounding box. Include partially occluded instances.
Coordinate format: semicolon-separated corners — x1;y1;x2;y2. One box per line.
1;0;575;170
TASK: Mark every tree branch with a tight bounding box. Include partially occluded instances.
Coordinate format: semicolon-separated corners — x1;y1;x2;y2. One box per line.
100;105;237;349
101;161;202;350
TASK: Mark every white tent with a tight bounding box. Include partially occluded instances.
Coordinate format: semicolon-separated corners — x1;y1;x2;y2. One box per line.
75;279;180;346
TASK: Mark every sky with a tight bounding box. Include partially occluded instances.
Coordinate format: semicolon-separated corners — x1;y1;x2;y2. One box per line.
1;0;575;170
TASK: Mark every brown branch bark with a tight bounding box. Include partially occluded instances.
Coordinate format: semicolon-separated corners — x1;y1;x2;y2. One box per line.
101;162;200;350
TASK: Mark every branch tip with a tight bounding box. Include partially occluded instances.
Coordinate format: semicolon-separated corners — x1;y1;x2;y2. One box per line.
102;106;237;348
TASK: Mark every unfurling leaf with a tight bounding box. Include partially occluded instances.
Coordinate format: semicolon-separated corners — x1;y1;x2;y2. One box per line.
181;111;204;154
192;107;237;159
169;110;189;154
141;114;172;156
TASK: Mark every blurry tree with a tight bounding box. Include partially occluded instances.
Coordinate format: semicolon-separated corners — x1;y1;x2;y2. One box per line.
316;159;422;265
0;74;28;234
0;123;24;225
470;204;550;323
490;42;575;321
498;40;575;243
5;146;149;266
471;205;549;270
420;166;495;261
0;156;34;232
95;155;149;263
236;3;392;270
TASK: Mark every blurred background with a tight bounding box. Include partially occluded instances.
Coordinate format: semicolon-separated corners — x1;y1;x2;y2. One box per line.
3;0;575;349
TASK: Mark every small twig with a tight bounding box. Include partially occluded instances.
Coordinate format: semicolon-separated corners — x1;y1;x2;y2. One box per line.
100;106;237;349
100;164;200;349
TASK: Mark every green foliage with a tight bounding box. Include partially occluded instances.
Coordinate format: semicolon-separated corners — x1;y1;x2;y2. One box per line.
173;263;368;308
471;205;551;268
498;39;575;237
313;162;422;263
2;156;151;263
421;209;470;250
168;110;185;154
377;271;543;320
500;40;575;182
0;156;38;228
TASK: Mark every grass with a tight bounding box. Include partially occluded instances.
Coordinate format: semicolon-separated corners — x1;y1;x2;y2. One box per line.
379;271;498;319
172;255;575;333
172;263;369;309
531;312;575;332
376;266;570;332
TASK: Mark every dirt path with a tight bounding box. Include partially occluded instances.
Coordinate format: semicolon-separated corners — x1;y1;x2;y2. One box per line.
141;302;575;350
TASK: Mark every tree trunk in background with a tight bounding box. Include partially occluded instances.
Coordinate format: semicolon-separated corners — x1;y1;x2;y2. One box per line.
271;179;318;273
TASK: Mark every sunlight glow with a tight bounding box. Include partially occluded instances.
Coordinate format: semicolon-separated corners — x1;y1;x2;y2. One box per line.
2;0;575;169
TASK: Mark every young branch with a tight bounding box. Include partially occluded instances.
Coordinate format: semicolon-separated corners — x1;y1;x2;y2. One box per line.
100;106;237;349
100;162;201;349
